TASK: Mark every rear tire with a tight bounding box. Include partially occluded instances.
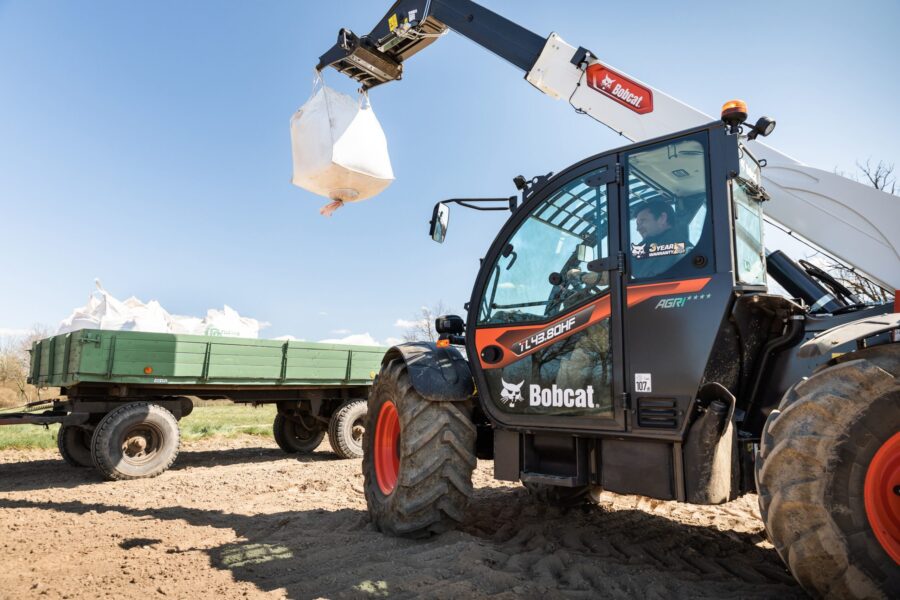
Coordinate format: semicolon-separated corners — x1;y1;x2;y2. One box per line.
328;399;367;459
363;359;477;537
523;482;592;507
273;413;325;454
756;344;899;599
57;425;93;468
91;403;180;481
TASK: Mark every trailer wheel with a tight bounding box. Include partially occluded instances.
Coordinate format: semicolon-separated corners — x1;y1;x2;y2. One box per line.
328;399;367;459
756;345;899;599
273;413;325;454
523;482;592;507
57;425;93;468
363;359;476;538
91;403;180;481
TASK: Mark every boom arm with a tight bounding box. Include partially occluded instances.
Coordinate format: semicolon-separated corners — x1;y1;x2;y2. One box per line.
318;0;900;292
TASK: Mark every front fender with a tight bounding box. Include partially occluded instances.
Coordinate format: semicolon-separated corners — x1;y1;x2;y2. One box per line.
798;312;900;358
382;342;474;403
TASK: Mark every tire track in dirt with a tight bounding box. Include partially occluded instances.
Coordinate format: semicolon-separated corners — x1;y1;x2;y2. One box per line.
0;437;803;599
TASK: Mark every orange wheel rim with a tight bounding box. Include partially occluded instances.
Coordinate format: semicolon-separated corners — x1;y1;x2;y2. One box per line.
374;401;400;495
864;431;900;564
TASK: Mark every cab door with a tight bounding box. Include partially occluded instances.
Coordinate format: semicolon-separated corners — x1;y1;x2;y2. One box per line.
468;156;626;432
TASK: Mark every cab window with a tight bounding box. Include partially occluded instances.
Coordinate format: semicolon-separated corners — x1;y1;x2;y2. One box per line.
733;146;766;285
478;167;611;326
625;134;713;280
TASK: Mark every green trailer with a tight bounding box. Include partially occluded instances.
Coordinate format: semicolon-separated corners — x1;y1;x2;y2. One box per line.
2;329;386;480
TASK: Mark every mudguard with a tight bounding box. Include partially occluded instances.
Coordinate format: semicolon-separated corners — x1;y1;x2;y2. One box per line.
382;342;474;402
798;312;900;358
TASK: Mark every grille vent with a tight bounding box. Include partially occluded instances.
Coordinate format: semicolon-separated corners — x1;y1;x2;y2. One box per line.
637;398;678;429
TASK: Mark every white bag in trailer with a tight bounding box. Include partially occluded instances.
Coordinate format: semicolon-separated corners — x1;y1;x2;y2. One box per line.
57;281;266;338
290;76;394;215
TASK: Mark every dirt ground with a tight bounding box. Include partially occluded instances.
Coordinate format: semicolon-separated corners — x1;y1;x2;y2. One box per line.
0;436;804;599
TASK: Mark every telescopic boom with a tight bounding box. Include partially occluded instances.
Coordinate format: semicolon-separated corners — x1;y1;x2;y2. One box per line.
318;0;900;292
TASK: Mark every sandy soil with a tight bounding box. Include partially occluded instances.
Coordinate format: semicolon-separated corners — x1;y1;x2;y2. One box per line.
0;436;804;599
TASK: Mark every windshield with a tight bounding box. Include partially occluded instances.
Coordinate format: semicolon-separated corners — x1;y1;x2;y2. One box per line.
478;167;611;325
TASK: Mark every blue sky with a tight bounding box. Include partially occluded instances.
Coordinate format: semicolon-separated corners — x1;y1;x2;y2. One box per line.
1;0;898;343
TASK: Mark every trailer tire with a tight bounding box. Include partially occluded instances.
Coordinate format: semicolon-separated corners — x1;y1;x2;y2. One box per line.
273;413;325;454
328;399;367;459
363;359;477;538
523;482;592;507
756;345;899;599
91;403;180;481
57;425;93;468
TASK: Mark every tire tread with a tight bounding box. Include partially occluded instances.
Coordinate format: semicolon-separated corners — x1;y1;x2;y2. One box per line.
363;361;476;538
755;346;899;598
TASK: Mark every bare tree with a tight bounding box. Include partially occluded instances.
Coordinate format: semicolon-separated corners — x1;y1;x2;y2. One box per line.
0;324;53;405
856;159;897;195
809;253;893;305
401;302;457;343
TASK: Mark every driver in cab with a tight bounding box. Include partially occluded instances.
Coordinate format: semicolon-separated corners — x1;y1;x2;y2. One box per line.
630;200;686;279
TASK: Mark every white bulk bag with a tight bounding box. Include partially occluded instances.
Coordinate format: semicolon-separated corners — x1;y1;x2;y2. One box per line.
290;76;394;215
56;280;267;338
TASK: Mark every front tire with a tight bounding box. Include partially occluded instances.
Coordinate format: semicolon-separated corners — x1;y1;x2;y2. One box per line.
91;403;180;481
57;425;93;468
756;345;899;598
363;359;477;537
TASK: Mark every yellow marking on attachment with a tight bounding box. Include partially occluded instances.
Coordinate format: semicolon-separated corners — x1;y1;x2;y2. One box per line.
388;14;398;31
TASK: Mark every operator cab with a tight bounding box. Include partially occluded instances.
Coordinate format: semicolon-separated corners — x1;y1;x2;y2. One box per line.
428;110;779;487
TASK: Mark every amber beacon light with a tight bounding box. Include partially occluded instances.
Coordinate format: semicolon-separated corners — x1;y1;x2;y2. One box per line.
721;99;749;133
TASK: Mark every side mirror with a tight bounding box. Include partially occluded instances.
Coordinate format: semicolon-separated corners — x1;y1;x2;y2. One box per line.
576;243;596;263
435;314;465;335
429;203;450;243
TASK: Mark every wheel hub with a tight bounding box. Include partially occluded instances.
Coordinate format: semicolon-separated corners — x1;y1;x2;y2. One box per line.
121;426;160;464
865;431;900;564
351;421;365;443
374;401;400;495
124;436;148;455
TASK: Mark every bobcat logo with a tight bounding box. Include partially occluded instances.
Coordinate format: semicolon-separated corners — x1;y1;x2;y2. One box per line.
500;379;525;406
631;242;646;258
600;74;615;90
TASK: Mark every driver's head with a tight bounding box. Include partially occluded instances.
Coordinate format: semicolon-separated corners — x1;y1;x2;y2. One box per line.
635;201;675;239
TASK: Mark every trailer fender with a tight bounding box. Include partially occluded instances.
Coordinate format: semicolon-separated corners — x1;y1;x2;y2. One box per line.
382;342;474;403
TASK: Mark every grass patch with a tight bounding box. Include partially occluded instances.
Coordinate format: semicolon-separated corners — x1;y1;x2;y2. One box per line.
0;403;277;450
179;404;277;441
0;423;61;450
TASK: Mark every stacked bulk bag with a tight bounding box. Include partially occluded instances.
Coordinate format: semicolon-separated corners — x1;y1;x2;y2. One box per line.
290;74;394;215
57;281;266;338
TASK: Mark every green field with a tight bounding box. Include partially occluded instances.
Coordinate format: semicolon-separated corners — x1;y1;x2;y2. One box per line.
0;403;278;450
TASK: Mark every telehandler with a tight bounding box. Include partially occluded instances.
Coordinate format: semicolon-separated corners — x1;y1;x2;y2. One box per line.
317;1;900;596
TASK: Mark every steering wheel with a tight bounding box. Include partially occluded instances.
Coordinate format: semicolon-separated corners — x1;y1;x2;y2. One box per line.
546;268;602;314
